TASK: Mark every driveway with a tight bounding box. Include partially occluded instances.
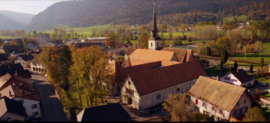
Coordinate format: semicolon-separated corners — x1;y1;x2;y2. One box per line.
31;74;67;122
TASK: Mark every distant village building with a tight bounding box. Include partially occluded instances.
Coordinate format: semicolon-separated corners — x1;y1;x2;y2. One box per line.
188;76;254;122
29;55;46;74
14;54;34;68
25;41;39;50
37;34;51;45
219;69;255;87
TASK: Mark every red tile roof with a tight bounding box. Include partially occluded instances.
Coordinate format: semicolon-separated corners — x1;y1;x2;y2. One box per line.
129;60;206;96
0;85;40;101
230;69;253;84
161;47;194;62
115;61;162;83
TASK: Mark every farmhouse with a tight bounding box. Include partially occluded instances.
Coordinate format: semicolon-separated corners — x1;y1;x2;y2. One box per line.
219;69;255;87
121;60;206;110
188;76;254;121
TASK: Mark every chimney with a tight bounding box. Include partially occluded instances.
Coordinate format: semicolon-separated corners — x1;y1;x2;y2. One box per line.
12;83;15;89
9;90;12;97
21;90;25;98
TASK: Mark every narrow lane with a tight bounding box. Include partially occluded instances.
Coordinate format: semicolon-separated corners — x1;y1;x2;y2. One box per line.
32;74;67;122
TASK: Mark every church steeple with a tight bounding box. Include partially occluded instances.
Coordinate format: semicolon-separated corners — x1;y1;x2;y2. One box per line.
150;0;160;40
148;0;161;50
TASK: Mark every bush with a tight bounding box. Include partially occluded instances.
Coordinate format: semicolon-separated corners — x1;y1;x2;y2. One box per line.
187;36;192;42
183;35;187;40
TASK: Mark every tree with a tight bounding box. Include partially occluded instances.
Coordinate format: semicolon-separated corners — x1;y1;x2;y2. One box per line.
220;50;229;63
220;60;223;69
71;46;113;105
223;21;237;31
22;37;28;45
216;37;231;52
260;58;264;68
32;31;37;38
179;24;188;36
137;31;149;49
104;34;111;46
10;39;18;45
234;62;238;71
8;56;15;63
191;112;214;122
242;106;266;122
204;47;211;56
58;45;73;91
0;38;3;46
250;64;253;73
163;94;192;122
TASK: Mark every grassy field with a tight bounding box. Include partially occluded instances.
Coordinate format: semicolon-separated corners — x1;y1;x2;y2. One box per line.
0;36;20;39
229;42;270;64
223;15;249;22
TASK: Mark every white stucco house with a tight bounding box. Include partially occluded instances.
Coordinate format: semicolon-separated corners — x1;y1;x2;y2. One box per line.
0;85;41;119
219;69;255;87
121;60;206;110
14;54;34;68
188;76;254;122
25;41;39;50
0;97;28;122
29;55;46;74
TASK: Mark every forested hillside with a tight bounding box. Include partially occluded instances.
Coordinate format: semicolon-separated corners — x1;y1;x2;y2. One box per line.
0;13;24;30
25;0;270;31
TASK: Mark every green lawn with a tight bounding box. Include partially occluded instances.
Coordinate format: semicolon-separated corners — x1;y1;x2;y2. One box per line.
256;78;270;83
0;36;20;39
205;67;223;76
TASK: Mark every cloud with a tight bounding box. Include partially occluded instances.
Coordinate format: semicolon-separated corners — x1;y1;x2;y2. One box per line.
0;0;64;14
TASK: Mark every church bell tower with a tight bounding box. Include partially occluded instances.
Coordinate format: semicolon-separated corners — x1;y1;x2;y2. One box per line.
148;0;162;50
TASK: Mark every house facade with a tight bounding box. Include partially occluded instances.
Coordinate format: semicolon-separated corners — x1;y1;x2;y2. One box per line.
29;55;46;74
219;69;255;87
121;60;206;110
25;41;39;50
188;76;253;121
14;54;34;68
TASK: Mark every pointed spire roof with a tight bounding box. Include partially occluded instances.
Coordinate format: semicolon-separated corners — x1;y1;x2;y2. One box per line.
149;0;161;40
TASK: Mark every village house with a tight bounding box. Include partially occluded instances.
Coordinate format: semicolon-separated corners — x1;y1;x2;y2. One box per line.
29;55;46;74
0;97;28;122
77;103;131;122
0;64;32;80
0;54;9;65
121;60;206;110
187;76;254;121
10;49;26;57
219;69;255;87
14;54;34;68
0;85;41;119
25;41;39;50
0;45;22;56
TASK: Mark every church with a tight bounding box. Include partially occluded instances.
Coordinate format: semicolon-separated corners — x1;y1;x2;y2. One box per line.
110;1;199;97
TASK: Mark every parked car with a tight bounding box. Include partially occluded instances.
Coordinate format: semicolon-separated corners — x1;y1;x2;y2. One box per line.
257;82;268;86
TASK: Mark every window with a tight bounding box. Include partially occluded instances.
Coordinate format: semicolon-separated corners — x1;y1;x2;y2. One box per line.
176;88;180;93
244;107;248;113
157;94;161;100
205;103;207;108
31;104;37;109
151;43;153;47
237;102;239;107
244;99;246;104
128;81;131;85
19;100;24;104
219;109;224;115
33;112;39;116
212;106;215;111
195;99;198;104
225;77;230;80
202;102;205;106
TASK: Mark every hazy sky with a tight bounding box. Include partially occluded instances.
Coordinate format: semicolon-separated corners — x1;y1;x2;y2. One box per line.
0;0;66;15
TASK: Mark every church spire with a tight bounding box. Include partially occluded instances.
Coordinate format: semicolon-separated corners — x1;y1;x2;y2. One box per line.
151;0;160;40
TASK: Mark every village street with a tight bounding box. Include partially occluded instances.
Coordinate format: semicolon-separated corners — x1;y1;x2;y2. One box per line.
31;74;67;122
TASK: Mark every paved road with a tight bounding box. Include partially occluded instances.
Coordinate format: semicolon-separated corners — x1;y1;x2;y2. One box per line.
31;74;67;122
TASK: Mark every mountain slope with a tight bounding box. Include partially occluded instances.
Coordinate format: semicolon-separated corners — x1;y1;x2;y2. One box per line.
25;0;270;31
0;13;24;30
0;10;35;26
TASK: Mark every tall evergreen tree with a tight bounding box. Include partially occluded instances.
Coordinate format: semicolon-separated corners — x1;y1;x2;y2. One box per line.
250;64;253;73
58;45;73;90
260;58;264;68
234;62;238;71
